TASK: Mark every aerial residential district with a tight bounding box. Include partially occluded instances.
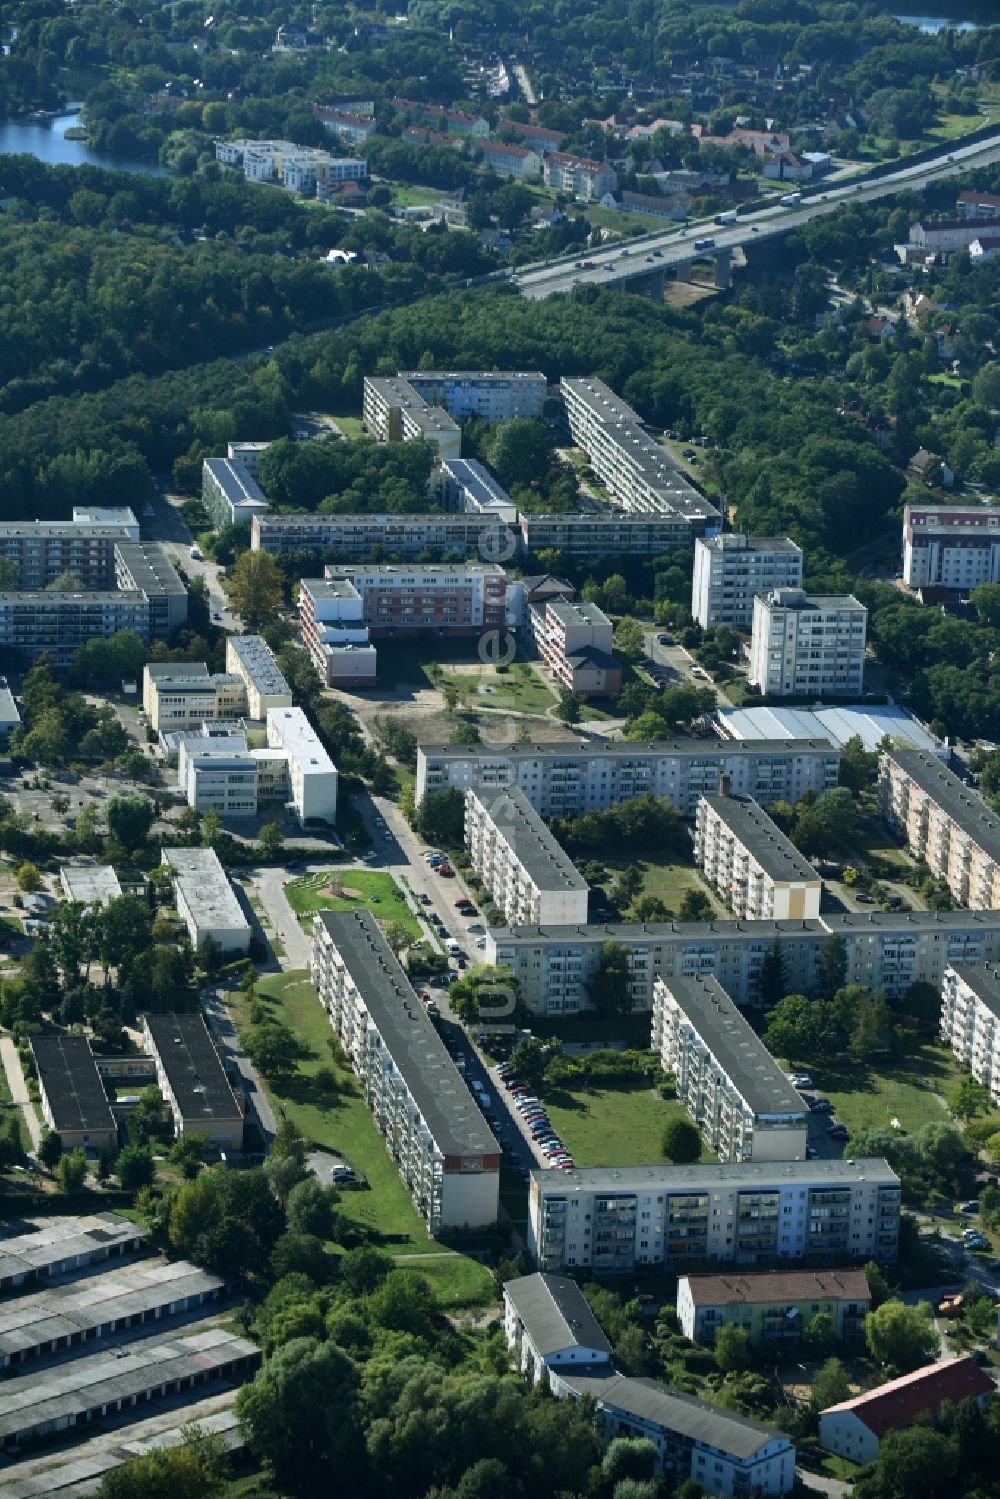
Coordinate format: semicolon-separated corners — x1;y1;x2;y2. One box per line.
9;4;1000;1499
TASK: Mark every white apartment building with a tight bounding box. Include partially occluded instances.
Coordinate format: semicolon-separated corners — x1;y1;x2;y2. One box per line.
320;562;509;636
940;964;1000;1103
692;534;804;630
416;738;841;818
695;791;822;921
502;1273;613;1389
487;909;1000;1016
465;786;590;927
530;596;622;698
542;153;617;199
224;634;292;720
227;440;271;476
142;664;247;733
561;377;720;537
297;577;377;686
160;848;250;955
477;141;542;178
180;742;289;819
519;512;689;559
251;509;511;561
362;376;462;457
749;590;867;699
879;747;1000;908
437;456;518;524
527;1158;901;1275
401;370;548;423
265;706;338;824
902;503;1000;590
201;457;270;530
310;909;499;1232
651;975;809;1162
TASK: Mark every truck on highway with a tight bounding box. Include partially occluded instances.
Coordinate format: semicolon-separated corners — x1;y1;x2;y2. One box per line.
780;192;802;207
714;210;737;225
693;236;715;251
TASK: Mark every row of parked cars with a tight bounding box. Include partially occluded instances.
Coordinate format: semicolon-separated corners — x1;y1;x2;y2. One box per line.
496;1062;575;1171
787;1071;849;1148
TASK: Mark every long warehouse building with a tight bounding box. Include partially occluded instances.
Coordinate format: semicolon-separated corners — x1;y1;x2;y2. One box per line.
0;1215;144;1293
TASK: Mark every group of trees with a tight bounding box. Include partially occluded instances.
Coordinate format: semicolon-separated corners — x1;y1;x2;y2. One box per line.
258;435;438;516
762;984;895;1067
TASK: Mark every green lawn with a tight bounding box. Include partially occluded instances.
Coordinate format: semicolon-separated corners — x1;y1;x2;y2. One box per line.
331;414;366;440
597;851;727;918
399;1254;497;1310
543;1082;715;1167
390;184;443;208
438;663;556;716
285;869;422;940
799;1042;965;1137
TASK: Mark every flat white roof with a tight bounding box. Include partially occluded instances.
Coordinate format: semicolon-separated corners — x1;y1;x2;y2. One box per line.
161;847;249;934
715;704;943;758
267;706;337;776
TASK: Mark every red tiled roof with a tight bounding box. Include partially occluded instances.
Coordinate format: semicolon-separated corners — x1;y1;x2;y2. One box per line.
505;120;566;144
823;1357;994;1438
684;1268;870;1308
958;190;1000;208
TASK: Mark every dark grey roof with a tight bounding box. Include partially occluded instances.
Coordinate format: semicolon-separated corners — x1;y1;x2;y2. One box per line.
470;786;589;893
0;1215;143;1283
560;1371;786;1461
419;737;839;763
504;1273;613;1358
564;645;618;670
203;457;267;508
699;792;819;884
656;975;807;1117
115;542;187;599
950;963;1000;1021
492;907;1000;946
142;1014;241;1124
886;747;1000;865
30;1036;116;1136
314;910;497;1157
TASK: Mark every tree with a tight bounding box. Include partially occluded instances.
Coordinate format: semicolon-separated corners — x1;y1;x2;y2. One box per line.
245;1020;302;1079
286;1177;338;1239
484;419;552;489
96;1426;228;1499
383;921;411;956
369;1267;436;1337
970;583;1000;629
838;734;880;793
850;990;894;1062
236;1338;363;1491
58;1147;88;1192
15;861;42;892
587;940;633;1016
602;1438;658;1486
612;863;644;912
258;820;284;858
510;1037;547;1091
865;1260;892;1310
949;1078;992;1120
555;687;581;724
714;1324;752;1372
414;787;465;845
816;933;848;1000
39;1128;63;1170
613;617;645;659
228;551;284;629
449;721;480;745
805;1312;837;1356
117;1145;155;1193
106;793;155;851
679;889;711;921
270;1231;330;1283
662;1116;701;1164
170;1133;209;1179
809;1357;852;1412
865;1299;937;1372
763;993;834;1061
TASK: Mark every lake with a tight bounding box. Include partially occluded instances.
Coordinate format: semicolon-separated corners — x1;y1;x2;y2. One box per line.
0;111;168;176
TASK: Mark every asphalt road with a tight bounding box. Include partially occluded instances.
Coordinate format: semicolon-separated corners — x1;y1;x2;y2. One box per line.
140;485;236;631
517;129;1000;299
201;985;278;1140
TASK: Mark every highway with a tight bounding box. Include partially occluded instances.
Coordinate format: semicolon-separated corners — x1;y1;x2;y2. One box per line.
516;128;1000;300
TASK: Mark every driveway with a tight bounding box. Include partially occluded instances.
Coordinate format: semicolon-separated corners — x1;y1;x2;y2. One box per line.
142;484;235;628
0;1037;41;1151
201;987;277;1140
253;866;312;969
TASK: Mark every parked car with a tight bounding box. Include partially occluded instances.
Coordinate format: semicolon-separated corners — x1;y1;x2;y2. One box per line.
960;1199;981;1214
827;1123;849;1140
419;893;432;905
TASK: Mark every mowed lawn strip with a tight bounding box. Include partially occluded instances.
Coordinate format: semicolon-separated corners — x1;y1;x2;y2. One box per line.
803;1043;966;1137
285;870;422;941
543;1083;716;1167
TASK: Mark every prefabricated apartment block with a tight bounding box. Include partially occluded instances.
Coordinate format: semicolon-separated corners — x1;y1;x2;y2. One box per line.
310;909;499;1232
676;1267;871;1348
749;590;867;699
651;975;809;1162
465;785;590;927
691;533;804;631
527;1158;901;1276
415;738;841;818
940;963;1000;1103
30;1035;119;1153
694;791;822;921
880;747;1000;908
142;1013;244;1150
486;909;1000;1015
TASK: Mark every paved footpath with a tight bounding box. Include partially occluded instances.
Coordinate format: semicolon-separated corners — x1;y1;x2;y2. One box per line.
0;1035;41;1151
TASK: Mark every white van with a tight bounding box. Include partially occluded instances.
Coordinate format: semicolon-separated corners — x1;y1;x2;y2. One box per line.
445;938;461;955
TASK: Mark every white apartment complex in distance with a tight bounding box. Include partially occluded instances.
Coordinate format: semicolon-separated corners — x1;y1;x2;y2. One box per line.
201;457;270;530
879;747;1000;908
902;504;1000;591
252;509;510;560
224;635;292;719
695;789;822;921
940;964;1000;1104
527;1158;901;1275
692;534;804;630
416;737;841;818
651;974;809;1162
749;590;867;698
560;376;720;539
362;376;461;457
465;786;591;927
310;910;499;1232
297;577;377;686
160;848;250;954
401;370;547;423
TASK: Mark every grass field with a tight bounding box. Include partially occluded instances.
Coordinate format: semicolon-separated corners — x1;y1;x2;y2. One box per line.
285;869;422;940
792;1042;965;1137
543;1082;715;1167
330;414;366;439
390;184;442;208
598;851;727;918
438;663;556;716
